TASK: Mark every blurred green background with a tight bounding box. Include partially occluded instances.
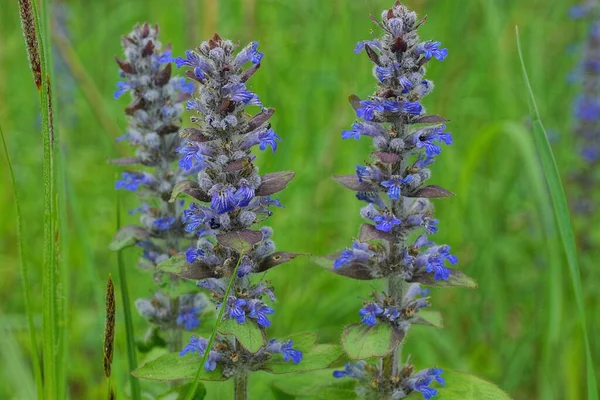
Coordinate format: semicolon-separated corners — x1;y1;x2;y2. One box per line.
0;0;597;399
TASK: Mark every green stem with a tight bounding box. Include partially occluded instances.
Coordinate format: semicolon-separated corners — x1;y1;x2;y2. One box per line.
116;197;142;400
234;370;248;400
185;251;246;400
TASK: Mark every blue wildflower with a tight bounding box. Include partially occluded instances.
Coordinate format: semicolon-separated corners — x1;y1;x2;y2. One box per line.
266;339;303;363
178;141;210;171
416;41;448;61
359;302;383;326
235;179;255;207
333;361;367;379
186;247;204;263
356;99;385;121
372;213;401;232
334;241;375;269
114;81;132;99
235;41;263;65
153;216;175;230
175;50;212;79
224;83;262;106
354;40;383;54
180;336;222;371
342;122;386;140
209;185;237;214
226;297;248;324
381;175;414;200
115;172;153;191
248;299;275;327
176;308;201;330
258;129;281;152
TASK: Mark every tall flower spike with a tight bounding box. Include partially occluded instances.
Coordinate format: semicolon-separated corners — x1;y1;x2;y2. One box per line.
570;3;600;216
173;34;302;386
330;3;474;399
112;23;206;351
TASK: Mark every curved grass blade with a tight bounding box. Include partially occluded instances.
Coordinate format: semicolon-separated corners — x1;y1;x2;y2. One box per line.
116;196;142;400
516;26;598;400
185;252;245;400
1;123;43;400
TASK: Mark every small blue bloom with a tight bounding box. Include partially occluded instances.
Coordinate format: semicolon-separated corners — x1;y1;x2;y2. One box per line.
354;40;383;54
416;41;448;61
180;336;222;371
224;83;262;106
115;172;153;191
153;216;175;230
114;81;132;99
408;368;445;400
176;308;201;330
342;122;386;140
356;99;385;121
258;129;282;152
411;126;452;158
235;41;263;65
209;185;237;214
178;142;209;171
356;191;386;208
266;339;303;363
226;297;248;324
372;213;401;232
235;180;255;207
174;77;195;94
334;241;375;269
375;62;399;82
175;50;211;79
248;299;275;327
186;247;204;263
399;75;414;93
359;302;383;326
402;101;424;115
333;361;367;379
381;175;414;200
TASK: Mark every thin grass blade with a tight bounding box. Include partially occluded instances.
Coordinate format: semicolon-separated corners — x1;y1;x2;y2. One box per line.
185;252;245;400
516;26;598;400
116;196;142;400
1;123;43;400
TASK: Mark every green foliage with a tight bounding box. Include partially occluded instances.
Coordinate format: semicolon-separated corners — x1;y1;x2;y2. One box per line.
262;344;343;374
133;352;227;382
217;319;266;354
341;323;402;360
423;370;512;400
517;28;598;400
1;0;597;398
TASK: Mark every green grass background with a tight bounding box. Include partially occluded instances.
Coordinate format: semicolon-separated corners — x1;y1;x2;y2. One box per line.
0;0;598;399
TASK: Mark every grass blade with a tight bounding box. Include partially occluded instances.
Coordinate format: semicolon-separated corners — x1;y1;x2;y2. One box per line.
17;0;60;397
1;123;43;400
516;26;598;400
116;196;142;400
185;252;245;400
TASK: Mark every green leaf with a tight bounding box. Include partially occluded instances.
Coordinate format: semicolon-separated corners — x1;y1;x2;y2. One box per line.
133;352;227;382
405;370;511;400
517;28;598;400
279;332;318;352
262;344;343;374
415;310;444;328
341;323;403;360
109;225;148;251
271;370;357;400
157;382;206;400
217;319;266;353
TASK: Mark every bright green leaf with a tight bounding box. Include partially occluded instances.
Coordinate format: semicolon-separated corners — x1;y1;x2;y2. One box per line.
341;323;402;360
271;370;357;400
262;344;343;374
405;370;511;400
132;352;227;382
218;319;266;353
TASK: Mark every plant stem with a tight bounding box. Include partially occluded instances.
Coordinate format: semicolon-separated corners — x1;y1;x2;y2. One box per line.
234;371;248;400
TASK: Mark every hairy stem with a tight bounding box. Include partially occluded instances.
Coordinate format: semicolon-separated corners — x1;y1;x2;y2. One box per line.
234;370;248;400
